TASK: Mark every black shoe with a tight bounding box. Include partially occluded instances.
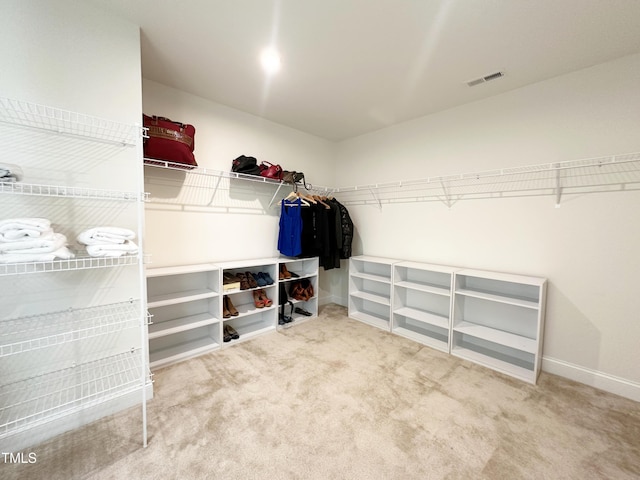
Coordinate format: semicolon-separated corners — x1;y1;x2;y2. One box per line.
226;324;239;339
223;325;233;342
295;307;312;316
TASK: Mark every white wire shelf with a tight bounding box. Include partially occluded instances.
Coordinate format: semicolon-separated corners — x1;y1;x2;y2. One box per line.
0;301;145;357
144;157;335;208
0;181;148;201
0;97;141;146
0;350;147;438
0;253;141;276
334;152;640;207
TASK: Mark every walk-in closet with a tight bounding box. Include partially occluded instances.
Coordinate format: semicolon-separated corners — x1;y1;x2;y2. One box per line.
1;1;639;479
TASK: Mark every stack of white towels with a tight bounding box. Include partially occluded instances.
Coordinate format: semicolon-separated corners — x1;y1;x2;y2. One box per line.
0;218;74;263
77;226;138;258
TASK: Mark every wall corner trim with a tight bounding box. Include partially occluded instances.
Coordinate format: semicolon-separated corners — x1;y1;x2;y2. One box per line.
542;356;640;403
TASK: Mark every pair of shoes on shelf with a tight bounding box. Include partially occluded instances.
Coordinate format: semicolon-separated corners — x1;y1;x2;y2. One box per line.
222;296;239;318
256;272;275;286
280;264;299;279
252;289;272;308
223;324;239;342
294;307;312;317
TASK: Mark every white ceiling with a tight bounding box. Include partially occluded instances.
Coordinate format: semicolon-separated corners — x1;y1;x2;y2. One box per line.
89;0;640;141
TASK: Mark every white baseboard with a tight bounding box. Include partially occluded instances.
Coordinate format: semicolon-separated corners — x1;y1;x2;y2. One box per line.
542;356;640;403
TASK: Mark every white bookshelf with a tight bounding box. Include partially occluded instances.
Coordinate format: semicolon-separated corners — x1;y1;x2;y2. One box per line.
146;263;221;369
348;256;398;331
392;262;457;353
451;269;547;384
216;258;279;346
278;257;319;327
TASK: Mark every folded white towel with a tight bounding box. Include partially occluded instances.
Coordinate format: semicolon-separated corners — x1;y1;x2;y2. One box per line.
77;226;136;246
0;233;67;253
0;246;75;264
0;218;52;241
86;240;138;258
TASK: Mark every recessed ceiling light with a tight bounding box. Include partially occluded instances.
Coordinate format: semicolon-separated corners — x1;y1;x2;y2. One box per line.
260;47;281;74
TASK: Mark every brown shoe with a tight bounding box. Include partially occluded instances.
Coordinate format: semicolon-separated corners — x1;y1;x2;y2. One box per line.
226;296;239;316
236;272;250;290
253;290;265;308
280;264;292;279
223;296;231;318
245;271;258;289
259;289;272;307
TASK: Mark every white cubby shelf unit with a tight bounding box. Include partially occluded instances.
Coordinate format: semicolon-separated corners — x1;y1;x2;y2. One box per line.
217;258;279;346
0;97;150;451
451;269;547;384
278;257;319;326
348;256;398;331
348;255;548;384
392;262;457;353
146;263;221;370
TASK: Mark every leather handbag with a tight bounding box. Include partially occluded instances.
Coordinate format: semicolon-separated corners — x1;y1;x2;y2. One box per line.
259;161;284;180
282;170;307;188
143;115;197;168
232;155;261;176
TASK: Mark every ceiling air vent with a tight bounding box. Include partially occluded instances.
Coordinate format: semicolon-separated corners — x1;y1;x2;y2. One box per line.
466;71;504;87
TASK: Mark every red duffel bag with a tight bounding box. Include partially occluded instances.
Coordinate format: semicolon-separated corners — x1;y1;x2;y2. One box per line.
143;115;197;168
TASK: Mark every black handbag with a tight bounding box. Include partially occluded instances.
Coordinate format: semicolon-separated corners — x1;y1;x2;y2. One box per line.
232;155;261;176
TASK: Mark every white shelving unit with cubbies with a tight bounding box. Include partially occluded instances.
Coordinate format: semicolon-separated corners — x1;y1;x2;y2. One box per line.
146;263;221;370
392;262;457;353
0;97;149;452
451;269;547;384
217;258;279;345
348;255;398;331
278;257;319;327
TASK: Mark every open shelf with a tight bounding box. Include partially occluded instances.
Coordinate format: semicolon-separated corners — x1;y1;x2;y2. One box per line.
455;288;539;309
451;343;535;384
0;350;147;438
350;290;391;306
351;271;392;284
349;311;389;331
453;322;536;354
395;280;450;296
393;306;449;330
0;253;140;276
0;181;146;202
148;313;219;340
0;301;141;357
149;336;219;370
147;289;218;308
0;96;140;146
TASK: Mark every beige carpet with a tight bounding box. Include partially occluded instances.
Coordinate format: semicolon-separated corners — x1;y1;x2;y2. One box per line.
2;304;639;479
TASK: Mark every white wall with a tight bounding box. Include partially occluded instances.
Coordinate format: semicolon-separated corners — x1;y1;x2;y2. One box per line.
142;80;338;304
334;53;640;399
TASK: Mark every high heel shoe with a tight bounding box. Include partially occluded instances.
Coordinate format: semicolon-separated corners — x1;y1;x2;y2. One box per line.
223;296;231;318
259;289;273;307
225;296;239;316
253;290;265;308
